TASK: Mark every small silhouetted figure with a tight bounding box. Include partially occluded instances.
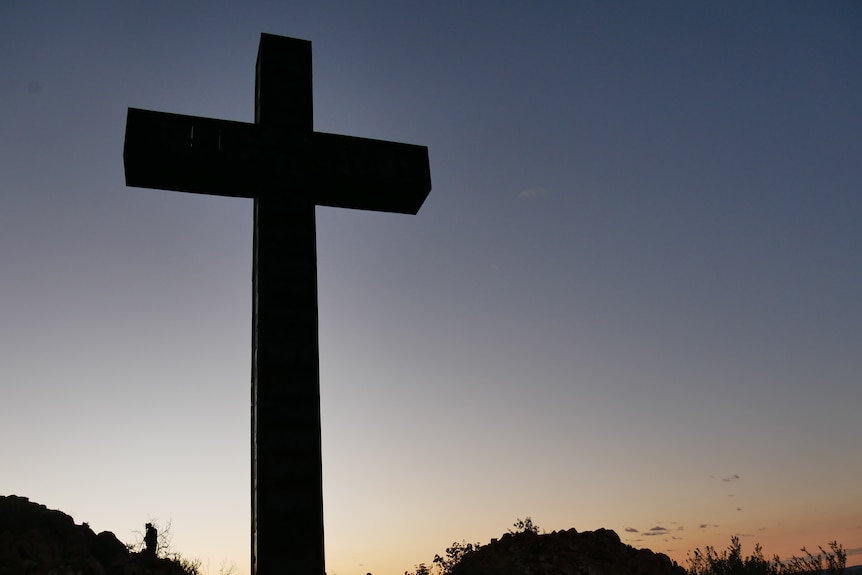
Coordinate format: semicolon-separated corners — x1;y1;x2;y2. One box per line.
144;522;158;557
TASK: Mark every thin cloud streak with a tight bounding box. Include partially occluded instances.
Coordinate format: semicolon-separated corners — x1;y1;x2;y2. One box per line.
518;187;546;199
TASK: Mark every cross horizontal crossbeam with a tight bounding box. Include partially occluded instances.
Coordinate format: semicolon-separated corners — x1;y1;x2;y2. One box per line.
124;108;431;214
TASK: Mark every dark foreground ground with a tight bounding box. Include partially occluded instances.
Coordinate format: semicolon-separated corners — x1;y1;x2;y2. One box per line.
3;494;856;575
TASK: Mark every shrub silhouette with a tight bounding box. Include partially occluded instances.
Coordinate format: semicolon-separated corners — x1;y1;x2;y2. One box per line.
686;536;846;575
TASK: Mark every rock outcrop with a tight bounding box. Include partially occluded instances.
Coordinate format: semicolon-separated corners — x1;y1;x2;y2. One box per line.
449;528;686;575
0;495;191;575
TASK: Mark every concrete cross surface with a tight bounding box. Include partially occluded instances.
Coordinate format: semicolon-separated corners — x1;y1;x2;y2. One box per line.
123;33;432;575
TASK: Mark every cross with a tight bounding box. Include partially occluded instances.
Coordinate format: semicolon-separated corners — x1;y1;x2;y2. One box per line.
123;34;431;575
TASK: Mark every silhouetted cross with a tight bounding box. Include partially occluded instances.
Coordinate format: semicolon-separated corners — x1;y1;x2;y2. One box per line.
123;34;431;575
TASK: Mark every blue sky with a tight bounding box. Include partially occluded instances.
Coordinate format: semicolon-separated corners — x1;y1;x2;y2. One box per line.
1;3;860;574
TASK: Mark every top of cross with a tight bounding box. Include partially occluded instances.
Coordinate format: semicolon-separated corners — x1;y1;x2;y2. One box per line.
256;34;313;130
123;33;431;214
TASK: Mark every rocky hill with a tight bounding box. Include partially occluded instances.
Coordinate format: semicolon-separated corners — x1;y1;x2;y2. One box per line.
448;528;686;575
0;495;192;575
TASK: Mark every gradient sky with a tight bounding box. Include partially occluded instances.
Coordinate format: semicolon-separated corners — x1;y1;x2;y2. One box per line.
1;2;860;575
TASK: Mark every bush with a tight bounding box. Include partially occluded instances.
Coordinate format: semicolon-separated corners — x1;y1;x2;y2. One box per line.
509;517;540;535
433;540;482;575
406;518;541;575
686;536;846;575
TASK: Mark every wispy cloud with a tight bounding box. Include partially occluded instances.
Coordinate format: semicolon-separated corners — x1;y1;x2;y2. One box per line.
709;474;741;482
518;187;546;199
846;547;862;557
625;527;639;533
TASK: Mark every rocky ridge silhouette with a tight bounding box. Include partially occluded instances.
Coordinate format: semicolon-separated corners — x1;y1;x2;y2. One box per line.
0;495;191;575
447;528;686;575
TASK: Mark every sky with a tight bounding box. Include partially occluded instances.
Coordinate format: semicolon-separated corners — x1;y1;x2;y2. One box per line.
1;2;861;574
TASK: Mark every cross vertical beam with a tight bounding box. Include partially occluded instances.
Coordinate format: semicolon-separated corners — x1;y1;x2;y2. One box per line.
251;36;323;575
